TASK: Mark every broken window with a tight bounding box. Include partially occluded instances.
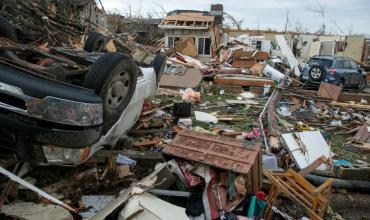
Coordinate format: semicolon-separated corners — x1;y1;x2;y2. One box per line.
198;37;211;55
256;41;262;50
168;37;174;48
335;41;346;53
167;37;181;48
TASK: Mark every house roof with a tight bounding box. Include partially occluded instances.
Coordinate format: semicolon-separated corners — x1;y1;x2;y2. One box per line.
164;12;214;22
159;10;215;30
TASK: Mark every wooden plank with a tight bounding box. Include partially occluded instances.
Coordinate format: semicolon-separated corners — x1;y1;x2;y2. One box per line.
294;89;370;103
330;101;370;111
299;156;328;177
159;68;202;89
214;74;274;87
133;139;162;148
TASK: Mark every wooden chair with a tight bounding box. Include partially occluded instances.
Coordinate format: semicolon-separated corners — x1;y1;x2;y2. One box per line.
264;169;334;220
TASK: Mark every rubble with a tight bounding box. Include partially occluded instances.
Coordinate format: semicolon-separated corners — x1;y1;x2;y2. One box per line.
0;2;370;220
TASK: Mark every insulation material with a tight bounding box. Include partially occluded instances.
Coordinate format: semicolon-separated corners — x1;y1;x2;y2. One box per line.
175;38;198;57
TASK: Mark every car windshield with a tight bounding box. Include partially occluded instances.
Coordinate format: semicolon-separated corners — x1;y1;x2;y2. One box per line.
308;58;333;68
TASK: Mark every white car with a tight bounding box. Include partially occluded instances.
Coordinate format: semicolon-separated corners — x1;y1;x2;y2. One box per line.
0;27;166;165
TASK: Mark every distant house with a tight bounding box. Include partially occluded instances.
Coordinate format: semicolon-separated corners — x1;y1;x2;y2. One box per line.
159;4;223;62
222;28;370;64
69;0;107;28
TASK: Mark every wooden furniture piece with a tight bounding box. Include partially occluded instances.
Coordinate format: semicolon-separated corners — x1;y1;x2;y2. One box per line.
264;169;334;220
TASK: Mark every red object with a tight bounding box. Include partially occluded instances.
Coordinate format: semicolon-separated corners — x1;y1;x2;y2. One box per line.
329;68;336;76
175;54;187;63
242;128;260;140
255;191;267;200
178;160;204;187
141;102;153;113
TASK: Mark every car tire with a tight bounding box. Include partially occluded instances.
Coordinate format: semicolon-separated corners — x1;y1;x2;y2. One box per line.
152;53;166;84
338;79;345;89
357;78;366;90
83;32;106;52
83;52;138;132
308;65;325;82
0;16;17;42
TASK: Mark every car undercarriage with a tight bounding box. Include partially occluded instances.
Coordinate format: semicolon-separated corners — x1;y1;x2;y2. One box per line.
0;31;166;165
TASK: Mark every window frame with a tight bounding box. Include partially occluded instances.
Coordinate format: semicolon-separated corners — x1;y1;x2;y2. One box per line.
167;36;181;48
343;60;352;69
197;37;211;56
349;60;359;70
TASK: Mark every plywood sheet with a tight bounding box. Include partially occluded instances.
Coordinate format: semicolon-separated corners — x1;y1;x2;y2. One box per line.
317;82;342;101
214;74;274;87
159;67;202;89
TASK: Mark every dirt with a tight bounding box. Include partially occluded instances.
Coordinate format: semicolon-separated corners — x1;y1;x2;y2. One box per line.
330;191;370;220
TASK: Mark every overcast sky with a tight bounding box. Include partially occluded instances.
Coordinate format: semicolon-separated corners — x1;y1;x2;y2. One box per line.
101;0;370;35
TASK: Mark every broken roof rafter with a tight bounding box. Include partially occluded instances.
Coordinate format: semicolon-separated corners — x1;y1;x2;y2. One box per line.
159;11;215;30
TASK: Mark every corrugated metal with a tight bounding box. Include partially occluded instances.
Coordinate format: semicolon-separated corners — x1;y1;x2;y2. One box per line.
162;130;262;191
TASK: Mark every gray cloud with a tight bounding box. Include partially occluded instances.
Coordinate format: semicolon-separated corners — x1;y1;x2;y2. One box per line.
101;0;370;35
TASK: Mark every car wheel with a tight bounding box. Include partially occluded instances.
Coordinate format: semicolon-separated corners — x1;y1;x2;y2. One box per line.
357;78;366;90
0;16;17;42
83;32;106;52
338;79;345;89
308;65;325;81
152;53;167;84
83;52;138;132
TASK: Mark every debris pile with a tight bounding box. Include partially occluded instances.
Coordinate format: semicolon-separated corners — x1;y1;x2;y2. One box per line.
1;2;370;220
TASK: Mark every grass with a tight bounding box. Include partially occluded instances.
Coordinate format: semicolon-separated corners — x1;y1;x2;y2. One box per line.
326;133;369;163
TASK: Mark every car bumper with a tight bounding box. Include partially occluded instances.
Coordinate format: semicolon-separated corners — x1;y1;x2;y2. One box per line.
0;109;102;147
300;75;339;86
0;61;103;127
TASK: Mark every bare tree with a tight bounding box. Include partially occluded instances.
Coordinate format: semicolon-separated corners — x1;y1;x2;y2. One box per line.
307;0;326;34
107;8;123;15
284;9;289;32
135;0;143;18
293;21;303;33
153;3;167;18
347;24;353;36
222;12;244;30
330;20;346;35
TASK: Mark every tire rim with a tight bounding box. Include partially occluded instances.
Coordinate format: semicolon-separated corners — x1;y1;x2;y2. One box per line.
106;71;130;109
96;40;104;51
310;67;322;79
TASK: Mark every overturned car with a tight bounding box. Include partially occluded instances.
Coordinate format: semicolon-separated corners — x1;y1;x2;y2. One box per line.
0;22;166;165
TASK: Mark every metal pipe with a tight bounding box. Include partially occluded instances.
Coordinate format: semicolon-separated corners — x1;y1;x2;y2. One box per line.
306;174;370;192
258;89;277;150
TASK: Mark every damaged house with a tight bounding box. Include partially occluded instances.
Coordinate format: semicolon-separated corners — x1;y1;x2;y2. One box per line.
75;0;107;28
159;5;223;62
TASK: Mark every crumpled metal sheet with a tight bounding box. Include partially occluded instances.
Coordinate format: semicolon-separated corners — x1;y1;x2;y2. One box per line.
26;96;102;127
162;130;262;175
